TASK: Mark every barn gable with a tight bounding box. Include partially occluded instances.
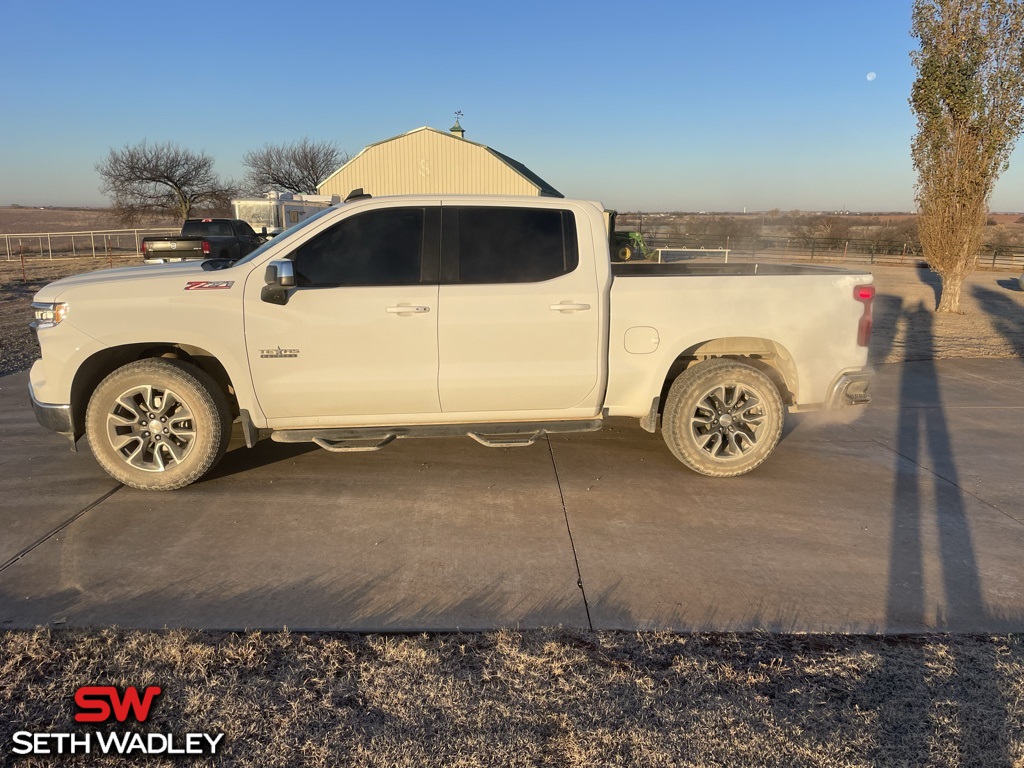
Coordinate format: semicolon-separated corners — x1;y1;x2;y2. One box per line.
318;126;562;199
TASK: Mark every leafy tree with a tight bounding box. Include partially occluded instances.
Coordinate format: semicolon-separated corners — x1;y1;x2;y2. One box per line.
96;141;237;224
910;0;1024;312
242;137;349;195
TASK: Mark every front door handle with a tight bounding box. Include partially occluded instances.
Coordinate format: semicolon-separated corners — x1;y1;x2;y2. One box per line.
386;305;431;315
549;301;591;313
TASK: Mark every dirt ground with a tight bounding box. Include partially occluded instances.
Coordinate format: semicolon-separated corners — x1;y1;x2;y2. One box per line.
2;258;1022;377
870;265;1024;363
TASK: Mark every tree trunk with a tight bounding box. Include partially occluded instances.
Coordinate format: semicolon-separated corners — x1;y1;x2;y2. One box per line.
936;271;965;313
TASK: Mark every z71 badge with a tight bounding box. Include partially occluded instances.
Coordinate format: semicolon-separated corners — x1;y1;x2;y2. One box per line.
184;281;234;291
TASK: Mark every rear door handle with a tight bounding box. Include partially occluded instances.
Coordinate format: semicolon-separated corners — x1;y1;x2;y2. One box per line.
386;305;431;315
549;301;591;313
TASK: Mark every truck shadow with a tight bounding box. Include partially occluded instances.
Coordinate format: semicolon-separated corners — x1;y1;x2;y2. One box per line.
202;440;318;483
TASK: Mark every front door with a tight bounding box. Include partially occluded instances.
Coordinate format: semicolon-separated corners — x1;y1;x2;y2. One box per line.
245;205;441;423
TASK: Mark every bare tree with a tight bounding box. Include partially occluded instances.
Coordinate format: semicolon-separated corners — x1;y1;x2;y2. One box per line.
911;0;1024;312
242;138;349;195
96;141;237;224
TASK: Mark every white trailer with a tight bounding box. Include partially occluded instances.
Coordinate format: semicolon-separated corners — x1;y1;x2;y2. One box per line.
232;191;341;236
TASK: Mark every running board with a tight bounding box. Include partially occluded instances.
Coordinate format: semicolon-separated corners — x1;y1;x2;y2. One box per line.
271;419;603;451
312;435;397;453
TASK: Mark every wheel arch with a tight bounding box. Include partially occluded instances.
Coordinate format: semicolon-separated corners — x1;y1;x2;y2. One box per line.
656;337;799;415
70;343;240;440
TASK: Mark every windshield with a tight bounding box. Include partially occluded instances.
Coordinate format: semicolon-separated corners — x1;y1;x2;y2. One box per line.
230;206;338;267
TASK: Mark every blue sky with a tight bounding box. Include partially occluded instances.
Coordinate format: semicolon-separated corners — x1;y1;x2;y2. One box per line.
1;0;1022;212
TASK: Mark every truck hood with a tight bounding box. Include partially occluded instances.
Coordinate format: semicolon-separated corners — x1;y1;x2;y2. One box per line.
34;262;216;302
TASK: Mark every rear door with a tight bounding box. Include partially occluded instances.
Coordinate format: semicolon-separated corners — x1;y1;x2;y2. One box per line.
436;204;602;414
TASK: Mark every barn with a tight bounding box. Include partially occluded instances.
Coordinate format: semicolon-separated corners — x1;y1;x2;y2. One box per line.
317;122;562;199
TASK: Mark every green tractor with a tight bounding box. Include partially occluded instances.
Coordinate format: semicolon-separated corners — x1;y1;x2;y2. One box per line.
612;230;655;262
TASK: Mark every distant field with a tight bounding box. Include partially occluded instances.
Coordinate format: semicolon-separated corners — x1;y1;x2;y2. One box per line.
0;206;179;235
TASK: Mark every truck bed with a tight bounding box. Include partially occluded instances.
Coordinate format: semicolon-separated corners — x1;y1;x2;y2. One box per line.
611;262;871;278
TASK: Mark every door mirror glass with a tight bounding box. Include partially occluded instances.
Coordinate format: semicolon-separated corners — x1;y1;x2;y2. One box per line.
264;260;295;287
262;260;296;304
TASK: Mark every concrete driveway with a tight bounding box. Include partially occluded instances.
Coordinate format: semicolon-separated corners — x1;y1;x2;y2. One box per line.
1;358;1022;633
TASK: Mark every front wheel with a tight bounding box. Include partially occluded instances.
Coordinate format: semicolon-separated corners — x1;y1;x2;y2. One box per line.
661;358;784;477
85;358;231;490
616;244;636;261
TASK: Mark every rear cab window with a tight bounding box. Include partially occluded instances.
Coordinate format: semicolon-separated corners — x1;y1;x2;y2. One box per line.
442;207;578;284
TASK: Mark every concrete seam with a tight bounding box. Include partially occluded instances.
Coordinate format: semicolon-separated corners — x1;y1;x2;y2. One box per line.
857;433;1024;528
545;435;593;631
934;361;1024;394
0;485;122;574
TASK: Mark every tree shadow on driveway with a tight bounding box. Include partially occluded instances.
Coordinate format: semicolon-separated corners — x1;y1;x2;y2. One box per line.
972;284;1024;357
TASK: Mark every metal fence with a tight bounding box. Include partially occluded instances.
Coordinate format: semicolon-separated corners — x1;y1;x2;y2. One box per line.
2;228;179;261
641;233;1024;272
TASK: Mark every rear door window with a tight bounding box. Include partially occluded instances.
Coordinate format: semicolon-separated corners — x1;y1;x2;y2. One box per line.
443;207;578;284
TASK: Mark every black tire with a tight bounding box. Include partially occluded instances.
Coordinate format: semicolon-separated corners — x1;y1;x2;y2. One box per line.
85;358;232;490
617;244;635;261
662;358;784;477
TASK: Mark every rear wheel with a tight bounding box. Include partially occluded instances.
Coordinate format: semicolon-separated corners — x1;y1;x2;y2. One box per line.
85;358;231;490
662;358;784;477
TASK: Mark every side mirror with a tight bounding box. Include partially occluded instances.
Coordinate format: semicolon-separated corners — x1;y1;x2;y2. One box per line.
264;260;295;287
261;260;296;305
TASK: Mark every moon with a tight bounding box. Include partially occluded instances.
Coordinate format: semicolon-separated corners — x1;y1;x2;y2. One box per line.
866;72;877;81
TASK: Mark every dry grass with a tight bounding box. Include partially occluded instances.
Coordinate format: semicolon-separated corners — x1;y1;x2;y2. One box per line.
0;206;176;235
1;629;1022;767
0;257;143;376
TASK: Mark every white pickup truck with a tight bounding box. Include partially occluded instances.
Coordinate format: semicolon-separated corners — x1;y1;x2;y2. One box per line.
28;195;874;490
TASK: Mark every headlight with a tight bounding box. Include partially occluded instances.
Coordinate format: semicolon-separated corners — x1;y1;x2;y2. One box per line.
31;302;69;330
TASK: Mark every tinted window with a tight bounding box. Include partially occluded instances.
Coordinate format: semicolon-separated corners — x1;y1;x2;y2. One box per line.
293;208;425;286
452;208;578;284
182;220;233;237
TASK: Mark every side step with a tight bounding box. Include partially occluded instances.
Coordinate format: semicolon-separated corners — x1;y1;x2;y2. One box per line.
271;419;603;452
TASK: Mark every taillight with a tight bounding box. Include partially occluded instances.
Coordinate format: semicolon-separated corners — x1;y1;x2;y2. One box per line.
141;241;147;254
202;240;211;255
854;284;874;347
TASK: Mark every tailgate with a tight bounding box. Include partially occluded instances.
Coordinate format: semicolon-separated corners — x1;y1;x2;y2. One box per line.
143;238;204;253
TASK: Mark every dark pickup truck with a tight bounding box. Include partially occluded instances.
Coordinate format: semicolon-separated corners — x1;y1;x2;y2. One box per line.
141;219;264;264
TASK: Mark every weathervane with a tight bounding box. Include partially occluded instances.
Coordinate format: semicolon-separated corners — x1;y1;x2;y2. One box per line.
450;111;466;138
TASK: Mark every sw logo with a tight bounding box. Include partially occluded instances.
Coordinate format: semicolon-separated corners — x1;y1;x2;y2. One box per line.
184;280;234;291
74;685;161;723
8;685;225;757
